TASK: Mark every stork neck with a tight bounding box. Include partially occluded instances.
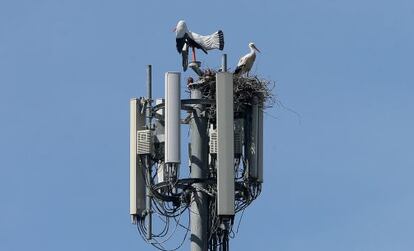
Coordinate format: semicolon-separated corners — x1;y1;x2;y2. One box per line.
249;47;256;54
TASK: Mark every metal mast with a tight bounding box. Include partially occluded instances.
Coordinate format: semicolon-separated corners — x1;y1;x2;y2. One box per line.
189;82;209;251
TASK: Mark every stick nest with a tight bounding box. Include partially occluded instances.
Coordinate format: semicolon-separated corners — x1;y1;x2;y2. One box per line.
188;69;276;119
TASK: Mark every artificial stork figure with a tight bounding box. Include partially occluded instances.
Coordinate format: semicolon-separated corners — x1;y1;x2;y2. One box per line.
174;20;224;71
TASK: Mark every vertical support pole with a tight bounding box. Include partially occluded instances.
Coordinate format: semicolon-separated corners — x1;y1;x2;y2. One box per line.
145;65;153;240
145;157;152;240
147;65;153;126
190;85;209;251
221;54;227;72
147;65;152;108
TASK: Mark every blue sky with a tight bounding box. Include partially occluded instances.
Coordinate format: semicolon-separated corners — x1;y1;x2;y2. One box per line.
1;0;414;250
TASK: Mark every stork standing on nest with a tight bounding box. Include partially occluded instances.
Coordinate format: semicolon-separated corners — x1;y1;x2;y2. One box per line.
234;42;261;76
174;20;224;71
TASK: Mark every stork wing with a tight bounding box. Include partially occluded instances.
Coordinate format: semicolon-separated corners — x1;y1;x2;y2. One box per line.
234;65;243;75
186;32;208;54
189;30;224;51
237;54;248;67
234;54;249;75
234;58;244;74
176;39;184;53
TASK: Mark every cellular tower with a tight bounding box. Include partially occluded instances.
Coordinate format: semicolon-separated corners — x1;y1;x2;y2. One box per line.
130;56;271;251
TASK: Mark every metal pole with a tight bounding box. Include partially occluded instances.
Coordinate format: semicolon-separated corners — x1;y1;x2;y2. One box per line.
147;65;153;126
146;65;153;240
146;157;152;240
190;85;209;251
221;54;227;72
147;65;152;102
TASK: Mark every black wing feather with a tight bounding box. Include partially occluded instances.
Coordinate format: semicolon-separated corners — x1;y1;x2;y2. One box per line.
186;36;208;54
176;37;186;53
234;65;243;75
218;30;224;50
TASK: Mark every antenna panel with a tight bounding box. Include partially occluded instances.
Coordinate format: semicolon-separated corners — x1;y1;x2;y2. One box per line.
257;105;263;183
165;72;181;164
249;100;259;179
130;98;146;222
234;118;244;156
216;72;235;216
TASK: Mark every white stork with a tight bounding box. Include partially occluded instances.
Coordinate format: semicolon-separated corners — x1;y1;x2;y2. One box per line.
234;42;261;76
174;20;224;71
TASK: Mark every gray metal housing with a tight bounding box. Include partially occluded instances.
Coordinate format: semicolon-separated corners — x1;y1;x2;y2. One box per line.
130;98;146;222
248;97;264;182
216;72;235;216
257;105;264;182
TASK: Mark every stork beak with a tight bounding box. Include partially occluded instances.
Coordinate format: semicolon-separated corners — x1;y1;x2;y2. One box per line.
253;45;261;53
172;27;177;32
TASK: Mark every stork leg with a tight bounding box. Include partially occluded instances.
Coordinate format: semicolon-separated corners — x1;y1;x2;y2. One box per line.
192;46;197;62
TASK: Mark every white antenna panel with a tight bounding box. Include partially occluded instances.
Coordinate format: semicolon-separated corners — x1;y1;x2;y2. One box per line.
165;72;181;164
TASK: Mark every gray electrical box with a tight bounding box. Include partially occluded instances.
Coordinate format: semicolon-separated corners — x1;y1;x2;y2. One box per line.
130;98;146;222
209;128;218;155
137;130;153;155
216;72;235;216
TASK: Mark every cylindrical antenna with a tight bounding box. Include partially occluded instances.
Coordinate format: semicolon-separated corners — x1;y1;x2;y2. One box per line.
165;72;181;164
221;54;227;72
